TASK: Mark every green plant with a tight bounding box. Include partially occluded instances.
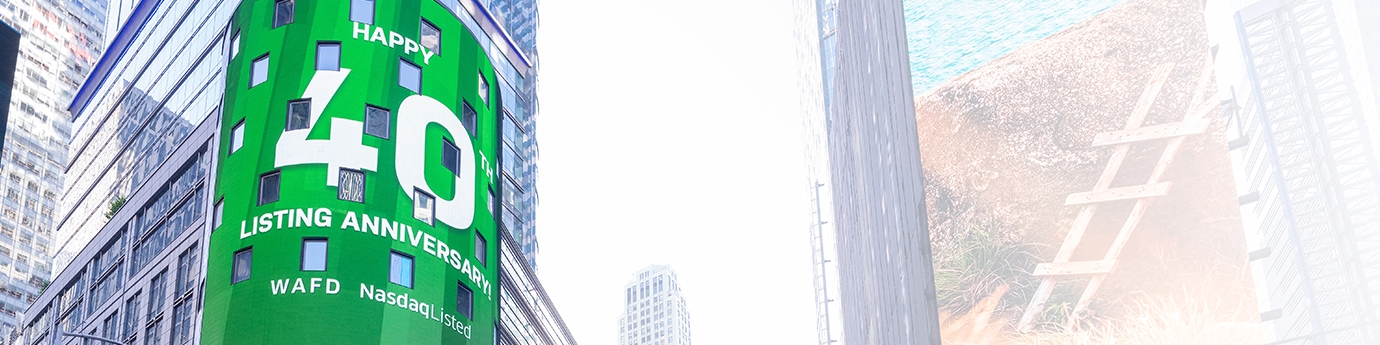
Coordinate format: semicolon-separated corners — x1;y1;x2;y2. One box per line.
934;222;1043;318
104;196;127;220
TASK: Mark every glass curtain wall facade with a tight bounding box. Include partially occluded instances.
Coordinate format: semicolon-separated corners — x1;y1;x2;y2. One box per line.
439;0;540;269
0;0;105;339
794;0;942;344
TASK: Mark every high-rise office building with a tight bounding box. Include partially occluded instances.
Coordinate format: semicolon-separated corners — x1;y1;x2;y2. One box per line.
1215;0;1380;343
19;0;572;344
618;265;689;345
456;0;540;269
0;0;104;340
793;0;942;344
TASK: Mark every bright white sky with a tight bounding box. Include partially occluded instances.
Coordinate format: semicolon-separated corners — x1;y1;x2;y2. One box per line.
534;0;819;344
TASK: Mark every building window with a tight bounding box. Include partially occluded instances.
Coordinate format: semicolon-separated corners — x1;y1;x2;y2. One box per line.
413;189;434;225
232;248;252;284
148;271;168;320
461;101;477;137
351;0;374;24
317;42;340;71
230;31;240;58
230;120;245;154
389;251;414;288
103;312;118;342
172;300;195;344
399;59;421;93
487;188;496;216
123;294;140;339
301;238;327;271
286;99;310;131
176;247;200;296
442;138;461;177
144;319;162;345
339;169;365;202
457;282;473;319
475;231;487;266
364;105;390;139
259;171;280;205
214;198;224;229
274;0;294;28
420;19;441;54
479;73;489;105
251;55;269;87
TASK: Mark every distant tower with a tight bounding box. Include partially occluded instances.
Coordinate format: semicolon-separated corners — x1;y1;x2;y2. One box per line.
619;265;691;345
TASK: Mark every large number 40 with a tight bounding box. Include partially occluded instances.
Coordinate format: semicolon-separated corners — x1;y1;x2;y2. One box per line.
274;69;478;229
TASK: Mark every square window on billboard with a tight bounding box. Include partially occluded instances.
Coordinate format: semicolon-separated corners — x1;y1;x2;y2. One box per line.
230;120;245;154
442;138;460;177
399;59;421;93
213;198;223;229
413;189;434;225
338;169;365;203
316;42;340;71
274;0;294;28
421;19;441;54
475;231;487;267
389;251;414;288
457;282;473;319
286;100;310;131
364;105;390;139
232;248;252;284
479;73;489;105
259;172;280;205
301;238;327;271
351;0;374;24
462;101;477;137
229;31;240;58
251;55;269;87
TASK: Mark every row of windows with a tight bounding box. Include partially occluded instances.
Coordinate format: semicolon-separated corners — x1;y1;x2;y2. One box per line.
230;240;479;318
252;1;478;98
242;42;487;104
274;0;441;53
68;245;199;345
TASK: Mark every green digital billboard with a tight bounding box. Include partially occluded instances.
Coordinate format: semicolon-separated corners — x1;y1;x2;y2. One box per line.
202;0;501;343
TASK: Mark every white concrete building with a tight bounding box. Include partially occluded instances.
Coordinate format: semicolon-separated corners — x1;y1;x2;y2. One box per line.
619;265;690;345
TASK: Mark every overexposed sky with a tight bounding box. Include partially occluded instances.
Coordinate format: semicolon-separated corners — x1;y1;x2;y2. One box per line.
534;0;819;344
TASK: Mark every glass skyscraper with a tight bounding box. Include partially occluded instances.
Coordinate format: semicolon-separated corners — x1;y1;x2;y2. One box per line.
0;0;105;340
442;0;541;269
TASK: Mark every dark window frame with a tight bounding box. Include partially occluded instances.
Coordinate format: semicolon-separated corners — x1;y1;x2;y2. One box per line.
457;281;473;319
258;171;281;205
300;238;328;272
250;54;270;88
461;100;477;138
475;231;487;267
338;168;366;203
232;248;252;284
420;18;441;55
389;250;415;288
285;98;311;131
316;41;341;71
363;104;391;139
399;58;422;93
413;188;435;225
273;0;295;28
350;0;375;24
229;119;245;154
